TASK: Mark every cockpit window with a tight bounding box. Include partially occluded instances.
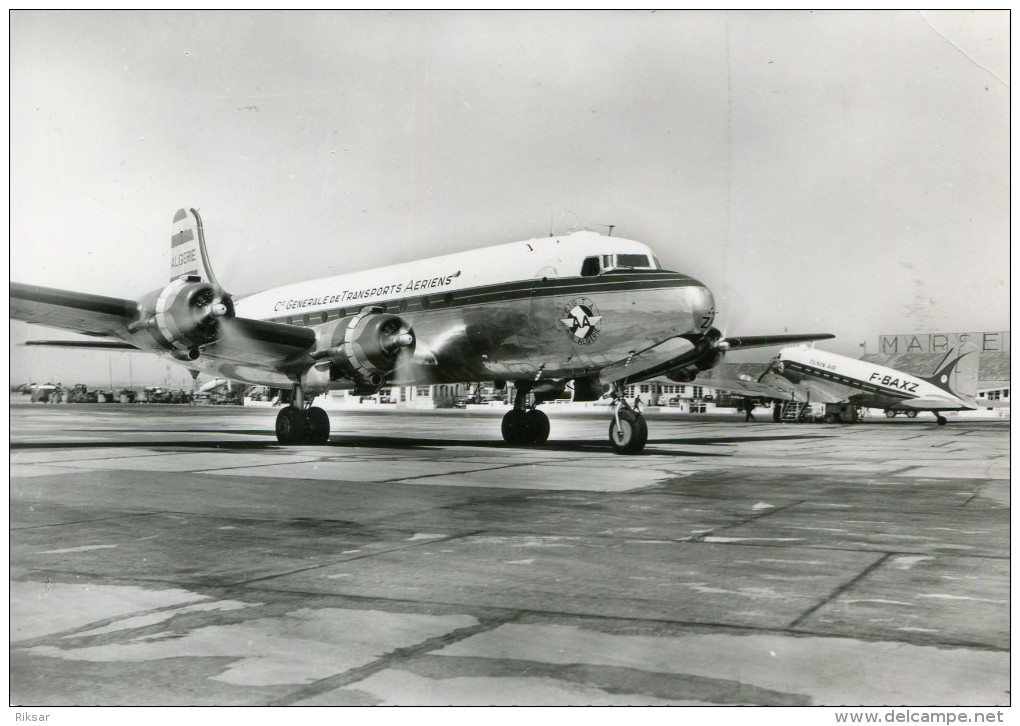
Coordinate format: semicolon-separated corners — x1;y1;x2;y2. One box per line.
583;253;660;276
614;253;652;269
580;256;601;277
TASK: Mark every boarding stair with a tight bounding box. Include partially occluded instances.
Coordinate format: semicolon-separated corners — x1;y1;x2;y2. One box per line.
781;401;811;422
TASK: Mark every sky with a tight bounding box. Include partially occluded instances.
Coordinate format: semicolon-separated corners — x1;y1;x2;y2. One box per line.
8;10;1011;387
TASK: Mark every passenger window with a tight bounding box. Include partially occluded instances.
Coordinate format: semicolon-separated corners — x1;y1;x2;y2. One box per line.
581;256;601;277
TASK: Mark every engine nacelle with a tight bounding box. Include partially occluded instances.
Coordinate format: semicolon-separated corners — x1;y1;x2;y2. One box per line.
666;368;699;383
129;279;234;355
666;328;727;382
310;309;415;386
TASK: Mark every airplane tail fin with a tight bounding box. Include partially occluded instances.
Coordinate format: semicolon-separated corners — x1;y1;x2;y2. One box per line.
921;343;979;399
170;208;222;287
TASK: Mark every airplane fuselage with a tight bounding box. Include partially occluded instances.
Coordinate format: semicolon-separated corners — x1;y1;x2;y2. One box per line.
10;208;836;452
771;346;974;411
205;231;715;390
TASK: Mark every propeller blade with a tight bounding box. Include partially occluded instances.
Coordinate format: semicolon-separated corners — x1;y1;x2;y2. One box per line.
722;333;835;350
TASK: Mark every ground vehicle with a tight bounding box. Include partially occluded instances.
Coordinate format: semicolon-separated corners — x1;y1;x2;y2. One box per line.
30;384;56;403
67;384;100;403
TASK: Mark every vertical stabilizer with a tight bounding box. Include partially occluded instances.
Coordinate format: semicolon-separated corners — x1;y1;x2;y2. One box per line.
923;343;979;399
170;208;221;286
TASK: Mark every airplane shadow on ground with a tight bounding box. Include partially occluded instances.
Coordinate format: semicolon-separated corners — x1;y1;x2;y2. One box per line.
11;433;833;457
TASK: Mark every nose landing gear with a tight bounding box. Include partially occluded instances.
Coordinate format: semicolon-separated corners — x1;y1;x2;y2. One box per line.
608;386;648;454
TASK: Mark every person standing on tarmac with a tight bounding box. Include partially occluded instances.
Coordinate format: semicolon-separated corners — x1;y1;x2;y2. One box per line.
744;400;756;422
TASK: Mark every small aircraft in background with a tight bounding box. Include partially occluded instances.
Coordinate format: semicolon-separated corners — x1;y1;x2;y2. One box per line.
11;207;833;453
707;343;982;425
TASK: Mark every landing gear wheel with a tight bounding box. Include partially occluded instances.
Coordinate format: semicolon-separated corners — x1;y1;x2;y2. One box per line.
936;414;948;426
885;410;897;418
524;409;550;445
905;410;918;418
305;407;331;444
501;409;527;445
609;409;648;454
276;406;308;444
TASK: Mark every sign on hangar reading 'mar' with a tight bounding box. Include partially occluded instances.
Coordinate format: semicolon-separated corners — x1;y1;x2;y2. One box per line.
879;331;1010;354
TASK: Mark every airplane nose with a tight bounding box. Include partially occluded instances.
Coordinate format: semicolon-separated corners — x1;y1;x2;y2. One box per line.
687;281;716;331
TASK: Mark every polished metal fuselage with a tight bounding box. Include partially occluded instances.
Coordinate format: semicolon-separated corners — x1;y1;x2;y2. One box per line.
384;273;713;385
203;232;716;389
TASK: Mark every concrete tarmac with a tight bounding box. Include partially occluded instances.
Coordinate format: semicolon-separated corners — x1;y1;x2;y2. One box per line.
9;402;1010;706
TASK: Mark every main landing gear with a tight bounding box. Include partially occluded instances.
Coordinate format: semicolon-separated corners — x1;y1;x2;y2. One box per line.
935;413;948;426
275;385;331;445
501;385;550;446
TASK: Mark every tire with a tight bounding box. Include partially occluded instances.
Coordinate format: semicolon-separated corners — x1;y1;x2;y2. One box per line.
276;406;308;445
885;410;897;418
905;410;918;418
936;415;948;426
524;409;550;445
609;409;648;454
501;409;527;445
305;407;331;444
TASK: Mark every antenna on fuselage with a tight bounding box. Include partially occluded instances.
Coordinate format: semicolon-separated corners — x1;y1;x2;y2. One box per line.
596;224;616;237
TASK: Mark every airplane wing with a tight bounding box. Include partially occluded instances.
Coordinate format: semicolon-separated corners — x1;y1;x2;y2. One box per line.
705;374;850;405
11;282;316;371
25;340;141;350
720;333;835;350
595;331;836;386
10;282;138;336
702;377;796;401
754;371;848;404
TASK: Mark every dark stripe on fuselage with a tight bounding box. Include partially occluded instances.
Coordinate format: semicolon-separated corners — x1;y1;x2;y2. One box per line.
263;271;700;324
783;360;912;400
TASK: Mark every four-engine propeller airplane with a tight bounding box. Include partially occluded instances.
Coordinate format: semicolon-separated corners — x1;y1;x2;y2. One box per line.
706;343;982;425
11;208;834;453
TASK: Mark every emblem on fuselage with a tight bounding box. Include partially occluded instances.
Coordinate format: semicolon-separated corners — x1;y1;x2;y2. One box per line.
560;298;602;345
